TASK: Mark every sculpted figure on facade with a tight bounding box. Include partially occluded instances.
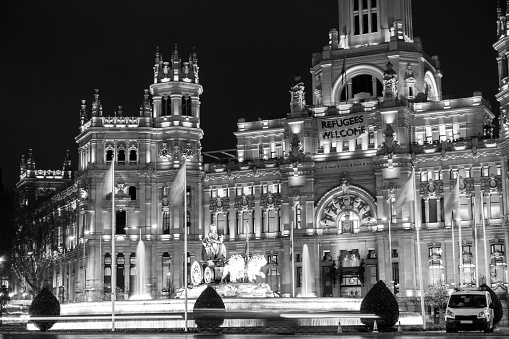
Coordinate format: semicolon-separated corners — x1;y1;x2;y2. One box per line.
290;75;306;112
288;134;305;163
382;61;398;100
202;223;227;261
314;74;322;107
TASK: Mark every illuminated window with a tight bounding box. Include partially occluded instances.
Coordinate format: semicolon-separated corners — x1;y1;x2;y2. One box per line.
428;245;444;285
461;244;475;286
482;166;490;177
490;243;507;287
490;194;501;219
163;211;170;234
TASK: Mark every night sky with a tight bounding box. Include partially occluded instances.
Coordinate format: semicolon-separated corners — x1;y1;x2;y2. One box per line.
0;1;499;189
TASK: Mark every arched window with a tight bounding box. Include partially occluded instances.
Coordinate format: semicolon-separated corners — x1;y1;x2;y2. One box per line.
117;149;126;164
106;149;114;162
129;149;137;163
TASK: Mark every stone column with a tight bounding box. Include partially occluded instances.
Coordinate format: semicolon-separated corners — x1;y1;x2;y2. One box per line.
372;76;378;97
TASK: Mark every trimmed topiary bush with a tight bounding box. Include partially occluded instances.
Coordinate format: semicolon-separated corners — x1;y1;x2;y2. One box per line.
29;286;60;331
480;283;503;326
360;280;399;331
193;285;225;332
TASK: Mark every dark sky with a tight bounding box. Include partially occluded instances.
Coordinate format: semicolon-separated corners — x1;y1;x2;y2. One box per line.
0;1;499;189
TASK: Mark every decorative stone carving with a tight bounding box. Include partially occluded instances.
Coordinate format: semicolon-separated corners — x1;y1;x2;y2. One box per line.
159;142;171;161
181;143;194;160
260;192;282;209
419;179;443;197
234;194;255;211
481;174;502;193
209;197;230;213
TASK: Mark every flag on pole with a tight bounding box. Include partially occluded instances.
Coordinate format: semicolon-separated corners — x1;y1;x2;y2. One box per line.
169;162;186;207
104;160;114;195
394;173;414;208
341;54;347;86
445;176;460;216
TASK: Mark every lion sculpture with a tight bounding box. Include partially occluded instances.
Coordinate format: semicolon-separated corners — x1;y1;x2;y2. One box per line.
221;253;267;283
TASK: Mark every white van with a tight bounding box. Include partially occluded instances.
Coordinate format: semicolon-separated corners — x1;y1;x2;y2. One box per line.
445;289;494;333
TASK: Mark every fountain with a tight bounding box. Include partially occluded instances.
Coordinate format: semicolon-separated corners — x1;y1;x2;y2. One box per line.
129;237;151;300
297;243;316;297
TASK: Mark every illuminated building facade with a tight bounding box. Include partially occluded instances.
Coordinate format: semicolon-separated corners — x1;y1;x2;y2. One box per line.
15;0;508;319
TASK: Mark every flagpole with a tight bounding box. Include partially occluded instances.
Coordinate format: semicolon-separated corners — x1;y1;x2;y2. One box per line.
458;204;463;287
451;217;457;287
412;165;426;329
474;196;479;287
481;192;490;286
388;198;393;282
290;220;295;298
183;159;188;332
111;152;116;332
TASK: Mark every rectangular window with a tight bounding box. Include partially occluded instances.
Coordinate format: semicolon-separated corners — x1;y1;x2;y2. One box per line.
354;15;360;35
392;262;399;284
297;266;302;287
362;13;369;34
490;194;500;219
371;12;378;32
354;0;359;11
490;243;507;285
368;130;375;145
428;199;438;223
371;0;377;8
163;211;170;234
116;210;126;234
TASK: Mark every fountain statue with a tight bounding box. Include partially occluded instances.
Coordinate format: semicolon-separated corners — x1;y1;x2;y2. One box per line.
181;224;276;298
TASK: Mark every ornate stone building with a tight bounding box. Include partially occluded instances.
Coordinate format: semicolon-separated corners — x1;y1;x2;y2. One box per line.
16;0;508;320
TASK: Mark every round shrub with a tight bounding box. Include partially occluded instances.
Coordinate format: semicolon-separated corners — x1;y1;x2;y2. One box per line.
480;283;503;326
193;285;225;332
360;280;399;331
29;286;60;331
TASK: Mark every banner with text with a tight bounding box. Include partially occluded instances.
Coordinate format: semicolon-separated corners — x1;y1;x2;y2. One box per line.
318;113;367;142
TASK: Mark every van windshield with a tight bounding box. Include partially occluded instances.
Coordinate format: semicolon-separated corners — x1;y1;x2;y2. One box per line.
448;295;487;308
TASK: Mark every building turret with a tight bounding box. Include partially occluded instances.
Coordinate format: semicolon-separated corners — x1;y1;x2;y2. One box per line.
495;0;509;139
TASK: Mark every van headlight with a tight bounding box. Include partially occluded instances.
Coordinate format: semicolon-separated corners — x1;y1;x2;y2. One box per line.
478;310;488;318
446;309;454;318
